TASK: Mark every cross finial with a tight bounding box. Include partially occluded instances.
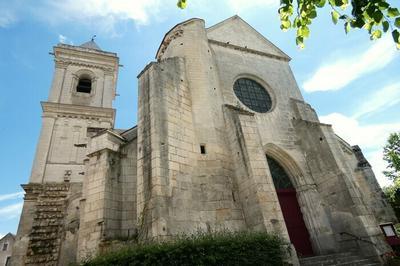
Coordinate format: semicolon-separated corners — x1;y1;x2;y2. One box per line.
91;35;97;42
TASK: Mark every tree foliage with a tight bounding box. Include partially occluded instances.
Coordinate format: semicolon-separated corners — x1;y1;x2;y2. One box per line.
384;178;400;220
177;0;400;49
384;132;400;180
383;132;400;220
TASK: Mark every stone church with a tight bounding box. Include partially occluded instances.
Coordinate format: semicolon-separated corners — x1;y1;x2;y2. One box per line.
11;16;397;265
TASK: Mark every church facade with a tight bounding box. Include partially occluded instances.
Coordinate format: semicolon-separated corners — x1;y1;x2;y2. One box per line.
11;16;396;265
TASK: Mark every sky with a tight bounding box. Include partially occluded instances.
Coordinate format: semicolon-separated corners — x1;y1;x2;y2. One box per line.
0;0;399;238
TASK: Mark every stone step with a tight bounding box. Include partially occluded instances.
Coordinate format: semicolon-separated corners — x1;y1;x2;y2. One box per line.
299;252;380;266
299;252;355;264
336;259;378;265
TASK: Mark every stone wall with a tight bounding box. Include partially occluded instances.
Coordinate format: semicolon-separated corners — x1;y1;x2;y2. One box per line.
77;130;137;260
138;37;247;239
350;145;397;223
146;16;392;259
13;16;396;265
11;183;82;266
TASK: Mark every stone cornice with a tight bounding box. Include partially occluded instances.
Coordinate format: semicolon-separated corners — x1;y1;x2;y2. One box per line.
41;102;115;121
208;39;291;62
55;44;118;60
86;147;120;158
54;58;115;73
93;129;127;142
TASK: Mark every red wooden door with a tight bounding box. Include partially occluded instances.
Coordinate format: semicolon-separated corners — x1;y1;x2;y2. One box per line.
277;188;314;257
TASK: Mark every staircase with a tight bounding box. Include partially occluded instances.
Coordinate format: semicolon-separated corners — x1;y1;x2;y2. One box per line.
299;251;381;266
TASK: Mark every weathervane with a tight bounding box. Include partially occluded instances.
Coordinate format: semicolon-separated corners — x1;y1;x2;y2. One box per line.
91;35;97;42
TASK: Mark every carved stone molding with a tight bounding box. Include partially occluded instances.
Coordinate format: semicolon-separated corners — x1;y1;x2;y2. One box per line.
41;101;115;121
54;58;115;72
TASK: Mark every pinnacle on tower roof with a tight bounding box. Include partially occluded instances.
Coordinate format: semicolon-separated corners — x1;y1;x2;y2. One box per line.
79;35;102;51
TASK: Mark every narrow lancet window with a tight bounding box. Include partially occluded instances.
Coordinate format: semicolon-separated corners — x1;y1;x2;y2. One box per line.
200;144;206;154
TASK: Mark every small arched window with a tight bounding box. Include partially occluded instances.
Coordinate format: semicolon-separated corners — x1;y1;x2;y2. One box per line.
76;77;92;93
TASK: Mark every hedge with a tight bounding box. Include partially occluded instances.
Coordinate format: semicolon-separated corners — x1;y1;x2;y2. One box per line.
82;231;285;266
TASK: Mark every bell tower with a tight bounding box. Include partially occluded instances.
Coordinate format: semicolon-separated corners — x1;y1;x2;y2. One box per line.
31;40;119;184
12;40;119;265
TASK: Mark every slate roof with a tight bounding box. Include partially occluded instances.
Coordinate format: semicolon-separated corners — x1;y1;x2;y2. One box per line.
79;40;102;51
0;233;15;241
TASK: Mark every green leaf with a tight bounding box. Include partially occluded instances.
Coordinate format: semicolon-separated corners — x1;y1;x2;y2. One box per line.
344;22;351;34
352;17;365;28
293;17;301;28
383;21;390;32
371;29;382;40
372;10;383;23
296;36;305;49
316;0;326;8
378;2;389;10
388;8;400;18
280;19;291;30
395;18;400;28
334;0;343;7
392;29;400;44
300;25;310;37
364;22;373;33
366;6;376;20
309;10;317;19
177;0;187;9
339;0;348;10
331;10;340;24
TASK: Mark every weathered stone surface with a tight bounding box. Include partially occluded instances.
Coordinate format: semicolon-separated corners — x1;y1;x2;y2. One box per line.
12;16;396;266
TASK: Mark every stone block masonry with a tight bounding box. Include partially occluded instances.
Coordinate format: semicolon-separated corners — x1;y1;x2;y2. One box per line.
11;16;397;265
23;183;69;265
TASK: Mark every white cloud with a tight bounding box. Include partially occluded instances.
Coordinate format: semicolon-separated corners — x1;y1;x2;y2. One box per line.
320;113;400;150
365;149;392;187
58;34;74;45
59;34;67;43
227;0;279;12
40;0;163;32
320;112;400;186
303;36;398;92
353;82;400;119
0;9;17;28
0;202;23;219
0;0;166;34
0;192;24;202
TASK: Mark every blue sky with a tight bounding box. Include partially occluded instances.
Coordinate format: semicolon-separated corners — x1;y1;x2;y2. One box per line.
0;0;399;238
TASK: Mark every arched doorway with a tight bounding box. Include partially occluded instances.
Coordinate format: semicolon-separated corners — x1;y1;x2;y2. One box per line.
266;155;314;257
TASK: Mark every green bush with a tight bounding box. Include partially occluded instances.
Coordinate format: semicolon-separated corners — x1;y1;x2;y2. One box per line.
82;231;285;266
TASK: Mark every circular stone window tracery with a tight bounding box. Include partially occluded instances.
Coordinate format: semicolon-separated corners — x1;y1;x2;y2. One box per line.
233;78;272;113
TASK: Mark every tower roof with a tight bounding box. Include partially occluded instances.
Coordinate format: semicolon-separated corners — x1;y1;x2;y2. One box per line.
79;39;102;51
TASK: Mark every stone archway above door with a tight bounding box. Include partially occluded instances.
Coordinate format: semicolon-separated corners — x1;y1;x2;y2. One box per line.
266;155;314;257
264;143;338;255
